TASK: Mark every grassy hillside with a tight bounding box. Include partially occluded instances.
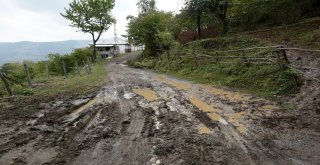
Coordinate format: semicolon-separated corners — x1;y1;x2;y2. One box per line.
129;36;301;97
242;17;320;49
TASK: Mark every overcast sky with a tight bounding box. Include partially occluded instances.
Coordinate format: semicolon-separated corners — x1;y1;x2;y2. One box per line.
0;0;184;42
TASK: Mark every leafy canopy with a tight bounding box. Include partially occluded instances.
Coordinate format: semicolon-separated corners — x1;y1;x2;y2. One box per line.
61;0;115;60
137;0;156;14
61;0;115;35
127;11;173;56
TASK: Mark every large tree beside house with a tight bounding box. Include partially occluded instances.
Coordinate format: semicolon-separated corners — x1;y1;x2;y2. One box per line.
61;0;115;61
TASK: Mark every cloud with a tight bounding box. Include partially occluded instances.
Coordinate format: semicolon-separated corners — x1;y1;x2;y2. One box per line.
0;0;184;42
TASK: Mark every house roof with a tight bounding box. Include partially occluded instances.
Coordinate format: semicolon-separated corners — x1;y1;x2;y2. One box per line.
95;38;129;45
95;44;115;47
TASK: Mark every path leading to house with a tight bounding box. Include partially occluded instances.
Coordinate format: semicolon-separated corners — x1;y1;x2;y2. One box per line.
0;52;319;165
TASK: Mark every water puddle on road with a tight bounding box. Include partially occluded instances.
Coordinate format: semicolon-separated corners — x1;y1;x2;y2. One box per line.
65;97;99;123
71;97;99;116
189;97;221;113
154;75;191;90
208;113;228;125
259;105;276;111
200;84;252;102
235;124;247;134
227;112;248;134
167;80;191;90
155;75;166;82
198;125;214;134
133;88;158;101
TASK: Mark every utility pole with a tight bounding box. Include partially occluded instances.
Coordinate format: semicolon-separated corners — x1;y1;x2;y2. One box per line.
114;23;119;54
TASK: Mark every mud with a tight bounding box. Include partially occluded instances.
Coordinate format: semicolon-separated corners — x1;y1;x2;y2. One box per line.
0;52;319;165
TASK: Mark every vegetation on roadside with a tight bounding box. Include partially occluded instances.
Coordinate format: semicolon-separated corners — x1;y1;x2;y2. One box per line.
0;47;106;96
128;36;301;97
34;60;107;97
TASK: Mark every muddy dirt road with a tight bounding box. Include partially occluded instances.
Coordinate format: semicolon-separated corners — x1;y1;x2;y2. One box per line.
0;52;319;165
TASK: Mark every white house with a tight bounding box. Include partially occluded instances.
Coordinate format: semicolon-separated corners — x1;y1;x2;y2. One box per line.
93;38;131;58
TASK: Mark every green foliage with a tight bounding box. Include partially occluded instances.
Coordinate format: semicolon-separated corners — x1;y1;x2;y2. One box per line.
0;62;36;82
48;47;93;75
127;11;174;56
137;0;156;14
12;85;34;96
229;0;320;31
61;0;115;60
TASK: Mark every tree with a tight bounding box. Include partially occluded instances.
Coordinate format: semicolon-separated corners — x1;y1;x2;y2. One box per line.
61;0;115;61
127;11;173;56
184;0;229;38
137;0;156;15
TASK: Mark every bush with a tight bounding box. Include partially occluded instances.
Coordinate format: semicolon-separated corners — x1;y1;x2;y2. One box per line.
12;85;34;96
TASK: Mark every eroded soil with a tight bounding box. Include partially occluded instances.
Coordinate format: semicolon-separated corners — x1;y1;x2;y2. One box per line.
0;52;319;165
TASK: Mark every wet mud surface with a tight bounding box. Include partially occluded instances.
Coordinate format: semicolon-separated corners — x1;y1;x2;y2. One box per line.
0;52;319;165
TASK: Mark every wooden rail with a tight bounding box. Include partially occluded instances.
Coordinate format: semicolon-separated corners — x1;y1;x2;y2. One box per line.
163;45;320;83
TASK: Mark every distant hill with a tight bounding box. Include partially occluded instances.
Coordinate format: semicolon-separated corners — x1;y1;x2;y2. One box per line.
0;40;91;65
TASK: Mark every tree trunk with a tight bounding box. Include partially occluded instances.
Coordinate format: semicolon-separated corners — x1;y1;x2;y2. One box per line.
45;61;49;80
23;63;32;87
220;0;229;34
197;14;201;39
62;60;67;77
91;33;97;62
93;41;97;62
75;61;81;76
0;73;12;96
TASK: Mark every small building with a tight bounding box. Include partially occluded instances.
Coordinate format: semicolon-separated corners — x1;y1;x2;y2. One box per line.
94;38;132;59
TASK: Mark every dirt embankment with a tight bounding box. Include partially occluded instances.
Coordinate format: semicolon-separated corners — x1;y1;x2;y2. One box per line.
0;52;319;165
244;18;320;115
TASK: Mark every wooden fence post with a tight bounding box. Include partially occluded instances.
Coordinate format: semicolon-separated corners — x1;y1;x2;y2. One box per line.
87;57;92;74
23;63;32;87
275;45;290;70
192;50;198;66
83;60;90;75
45;61;49;80
62;60;67;77
75;61;81;76
241;50;249;66
0;72;13;96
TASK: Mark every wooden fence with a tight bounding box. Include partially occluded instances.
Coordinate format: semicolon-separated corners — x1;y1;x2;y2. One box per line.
162;45;320;83
0;58;93;96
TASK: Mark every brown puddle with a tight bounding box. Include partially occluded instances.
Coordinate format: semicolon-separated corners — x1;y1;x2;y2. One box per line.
65;97;99;123
227;112;248;134
154;75;191;90
235;124;247;134
189;97;221;113
198;125;214;134
71;97;99;116
208;113;228;125
167;80;191;90
199;84;252;102
155;75;166;82
133;88;158;101
259;105;276;111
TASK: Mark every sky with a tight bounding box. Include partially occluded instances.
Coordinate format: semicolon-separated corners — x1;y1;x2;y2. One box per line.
0;0;184;42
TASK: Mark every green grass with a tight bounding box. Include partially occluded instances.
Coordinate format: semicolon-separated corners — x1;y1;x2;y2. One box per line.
0;60;107;97
33;60;107;97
